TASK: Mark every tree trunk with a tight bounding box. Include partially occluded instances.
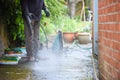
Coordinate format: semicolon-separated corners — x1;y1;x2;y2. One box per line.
80;0;85;21
67;0;76;18
67;0;86;20
83;0;85;21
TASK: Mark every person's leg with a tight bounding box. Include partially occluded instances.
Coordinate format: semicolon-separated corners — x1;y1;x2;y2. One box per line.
23;19;34;60
33;21;40;59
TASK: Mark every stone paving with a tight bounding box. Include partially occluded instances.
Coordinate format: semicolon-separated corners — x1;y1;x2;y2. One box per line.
0;43;96;80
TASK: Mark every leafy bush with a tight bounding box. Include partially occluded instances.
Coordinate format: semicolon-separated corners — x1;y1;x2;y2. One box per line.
0;0;25;47
0;0;92;46
0;0;66;46
50;15;92;33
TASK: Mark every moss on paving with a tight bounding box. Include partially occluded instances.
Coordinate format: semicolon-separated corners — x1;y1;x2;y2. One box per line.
0;65;31;80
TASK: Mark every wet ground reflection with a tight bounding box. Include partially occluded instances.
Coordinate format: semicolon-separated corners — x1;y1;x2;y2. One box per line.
0;43;94;80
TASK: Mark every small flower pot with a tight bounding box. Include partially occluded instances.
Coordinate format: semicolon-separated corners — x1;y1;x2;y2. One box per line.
63;32;78;43
6;51;15;54
77;33;90;44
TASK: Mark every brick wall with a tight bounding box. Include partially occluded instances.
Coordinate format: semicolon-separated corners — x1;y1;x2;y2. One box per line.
98;0;120;80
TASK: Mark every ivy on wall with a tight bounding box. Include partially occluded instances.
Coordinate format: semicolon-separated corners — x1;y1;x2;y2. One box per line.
0;0;24;47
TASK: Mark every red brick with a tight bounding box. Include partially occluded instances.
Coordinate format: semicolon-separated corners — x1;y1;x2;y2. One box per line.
117;71;120;80
116;13;120;22
112;69;120;80
115;3;120;12
99;66;108;80
112;41;120;51
112;51;120;61
99;75;106;80
103;52;120;70
106;64;113;76
112;33;120;42
98;0;120;79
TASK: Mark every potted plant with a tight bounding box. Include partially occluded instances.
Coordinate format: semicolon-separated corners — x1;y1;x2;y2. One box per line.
5;48;14;54
61;18;79;43
76;24;92;44
77;32;90;44
63;32;78;43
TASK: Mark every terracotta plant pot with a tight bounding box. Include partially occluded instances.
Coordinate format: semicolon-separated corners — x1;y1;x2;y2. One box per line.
63;32;78;43
6;51;15;54
77;33;90;44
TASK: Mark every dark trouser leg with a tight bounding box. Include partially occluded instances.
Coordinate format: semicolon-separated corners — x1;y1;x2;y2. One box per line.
23;19;34;57
33;21;40;58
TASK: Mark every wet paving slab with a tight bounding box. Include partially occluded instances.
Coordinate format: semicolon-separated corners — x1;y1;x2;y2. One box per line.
0;43;95;80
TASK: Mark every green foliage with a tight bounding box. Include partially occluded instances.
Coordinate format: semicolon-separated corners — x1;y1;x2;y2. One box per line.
0;0;66;46
5;48;11;52
85;0;91;8
54;16;92;33
45;0;66;19
40;0;67;42
40;0;67;32
0;0;25;47
41;0;92;34
0;0;91;46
